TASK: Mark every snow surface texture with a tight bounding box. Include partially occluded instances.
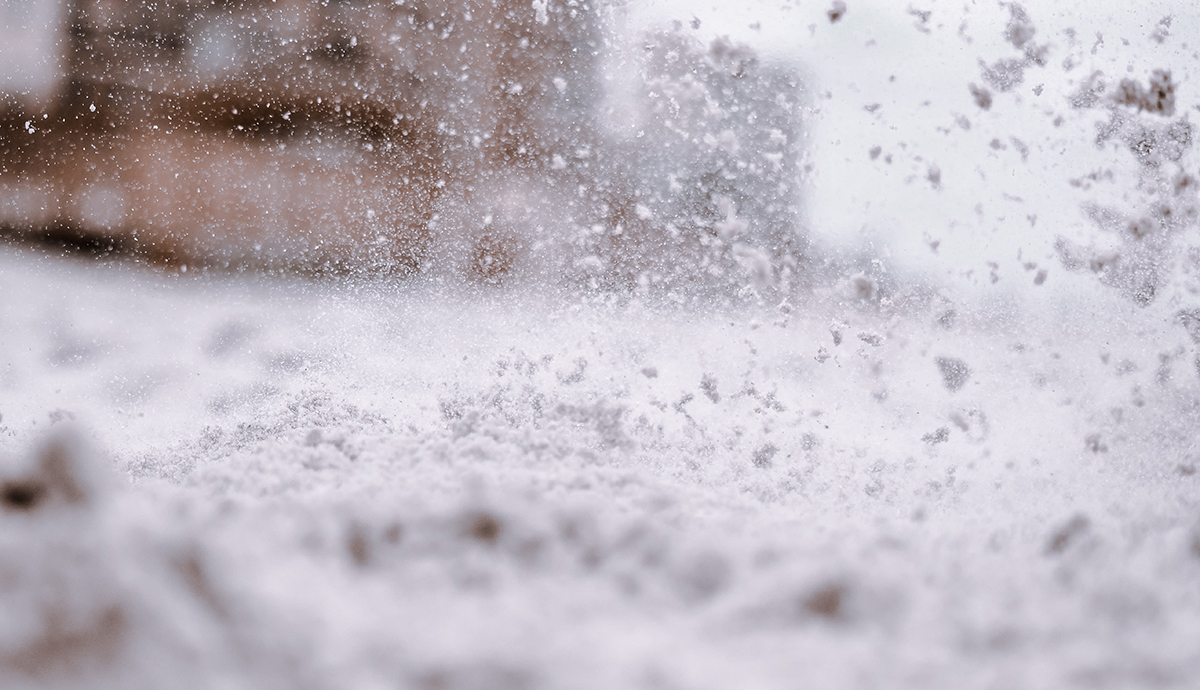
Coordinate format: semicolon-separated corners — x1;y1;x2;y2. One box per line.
4;1;1200;689
4;247;1200;689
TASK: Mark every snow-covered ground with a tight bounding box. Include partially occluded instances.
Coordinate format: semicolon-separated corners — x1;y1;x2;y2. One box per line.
4;1;1200;688
4;244;1200;689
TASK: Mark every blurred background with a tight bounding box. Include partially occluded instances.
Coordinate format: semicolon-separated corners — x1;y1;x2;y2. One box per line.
0;0;808;298
4;0;1195;305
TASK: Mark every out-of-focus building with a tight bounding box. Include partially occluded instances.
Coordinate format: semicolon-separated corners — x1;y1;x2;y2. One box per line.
0;0;602;275
0;1;806;294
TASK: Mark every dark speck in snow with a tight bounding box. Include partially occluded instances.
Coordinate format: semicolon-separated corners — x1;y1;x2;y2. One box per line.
827;1;847;23
465;512;503;545
802;581;848;621
1;480;47;511
1046;514;1090;555
970;83;993;110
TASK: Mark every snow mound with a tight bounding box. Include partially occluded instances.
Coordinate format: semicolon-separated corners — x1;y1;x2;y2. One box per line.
3;250;1200;687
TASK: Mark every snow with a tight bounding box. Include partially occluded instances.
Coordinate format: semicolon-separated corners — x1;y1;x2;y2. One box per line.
3;243;1200;688
4;1;1200;688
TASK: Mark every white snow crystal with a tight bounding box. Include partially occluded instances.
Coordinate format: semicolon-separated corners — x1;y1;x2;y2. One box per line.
532;0;549;25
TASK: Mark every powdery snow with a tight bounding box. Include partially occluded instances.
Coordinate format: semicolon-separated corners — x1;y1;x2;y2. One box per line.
2;246;1199;689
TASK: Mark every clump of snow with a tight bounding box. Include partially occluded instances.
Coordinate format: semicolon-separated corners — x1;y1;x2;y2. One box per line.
934;356;970;391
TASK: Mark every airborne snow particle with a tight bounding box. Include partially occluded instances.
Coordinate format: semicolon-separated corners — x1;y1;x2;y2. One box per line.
923;427;949;444
830;321;845;345
1084;433;1107;453
1004;4;1036;49
857;331;883;346
1009;137;1029;161
1177;309;1200;344
908;8;931;33
935;356;970;391
752;444;778;468
802;581;848;621
700;374;721;403
1150;16;1172;44
532;0;549;25
980;58;1027;92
